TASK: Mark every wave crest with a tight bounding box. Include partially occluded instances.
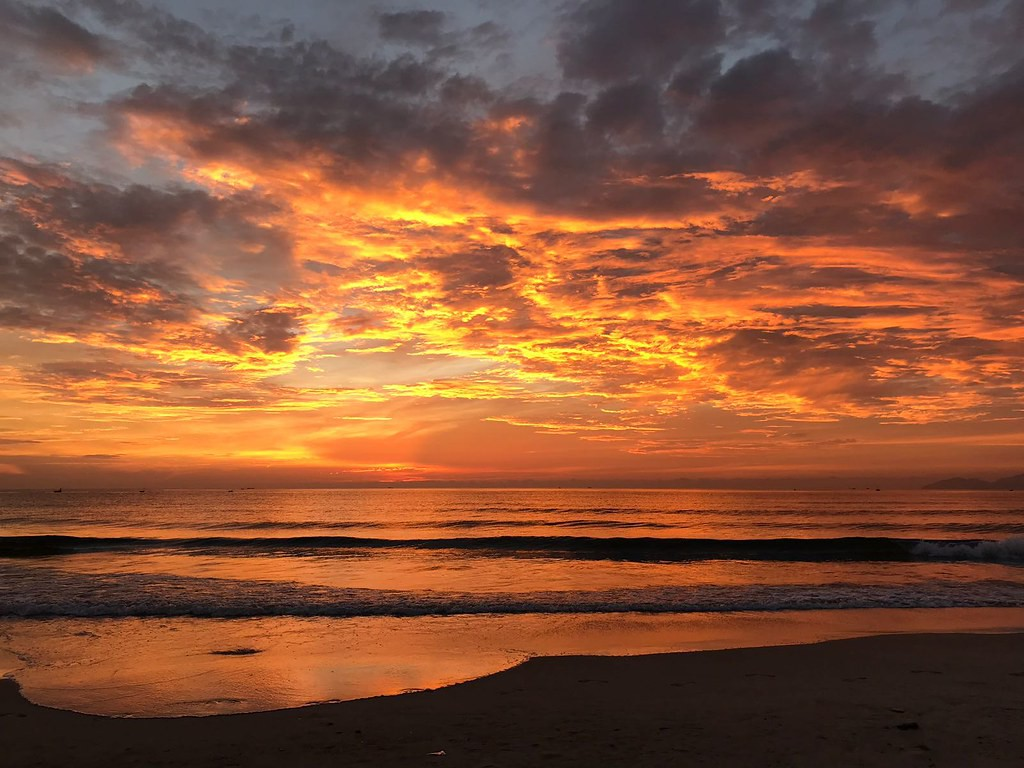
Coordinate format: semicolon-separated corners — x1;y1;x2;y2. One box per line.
911;536;1024;562
2;534;1024;563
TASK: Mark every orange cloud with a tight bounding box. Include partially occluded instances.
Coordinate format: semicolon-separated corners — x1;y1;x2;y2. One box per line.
1;1;1022;486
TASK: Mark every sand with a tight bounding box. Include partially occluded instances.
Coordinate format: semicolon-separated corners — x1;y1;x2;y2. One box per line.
3;632;1024;767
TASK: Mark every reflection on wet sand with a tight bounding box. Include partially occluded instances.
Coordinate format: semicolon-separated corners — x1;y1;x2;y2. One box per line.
4;607;1024;716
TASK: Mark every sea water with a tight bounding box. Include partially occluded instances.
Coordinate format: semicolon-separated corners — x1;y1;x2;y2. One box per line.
2;488;1023;715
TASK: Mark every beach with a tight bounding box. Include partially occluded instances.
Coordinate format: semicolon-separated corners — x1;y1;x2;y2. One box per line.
4;632;1023;767
3;0;1021;761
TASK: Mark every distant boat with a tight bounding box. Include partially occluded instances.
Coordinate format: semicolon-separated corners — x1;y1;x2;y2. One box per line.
53;488;62;493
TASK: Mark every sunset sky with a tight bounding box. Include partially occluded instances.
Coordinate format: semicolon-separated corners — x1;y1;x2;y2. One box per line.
0;0;1022;488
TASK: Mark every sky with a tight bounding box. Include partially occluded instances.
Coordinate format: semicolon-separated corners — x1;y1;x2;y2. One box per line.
0;0;1022;488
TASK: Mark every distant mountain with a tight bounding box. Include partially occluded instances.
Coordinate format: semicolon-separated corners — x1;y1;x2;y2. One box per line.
991;474;1024;490
924;474;1024;490
924;476;996;490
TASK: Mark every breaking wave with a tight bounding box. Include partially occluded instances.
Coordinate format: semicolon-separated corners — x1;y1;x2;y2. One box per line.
2;534;1024;563
2;565;1023;618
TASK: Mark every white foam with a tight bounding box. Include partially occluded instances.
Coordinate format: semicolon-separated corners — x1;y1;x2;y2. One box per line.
912;536;1024;562
2;563;1024;617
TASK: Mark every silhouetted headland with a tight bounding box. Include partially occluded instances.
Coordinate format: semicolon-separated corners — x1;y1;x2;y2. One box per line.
924;473;1024;490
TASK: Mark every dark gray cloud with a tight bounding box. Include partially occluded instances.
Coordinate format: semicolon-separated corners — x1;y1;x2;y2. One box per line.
704;324;1024;416
302;260;344;276
105;45;471;179
0;164;204;338
802;0;878;63
762;304;933;319
50;0;1014;248
558;0;724;82
0;0;113;69
587;81;664;139
78;0;220;64
0;231;196;335
222;308;305;354
0;157;304;351
696;48;815;147
665;53;722;104
26;358;299;408
706;328;914;406
378;10;447;45
2;157;294;281
425;246;523;294
377;8;507;64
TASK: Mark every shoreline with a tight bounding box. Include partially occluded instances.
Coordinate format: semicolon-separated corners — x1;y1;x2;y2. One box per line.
6;607;1024;717
4;631;1024;766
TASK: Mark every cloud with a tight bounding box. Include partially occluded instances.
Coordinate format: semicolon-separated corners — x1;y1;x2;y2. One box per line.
586;81;664;139
1;0;1023;484
0;0;113;70
0;236;195;335
696;48;815;147
77;0;219;65
425;246;522;293
0;157;301;364
377;10;447;45
666;53;722;103
377;9;507;63
558;0;724;82
222;308;306;355
762;304;932;319
801;0;878;63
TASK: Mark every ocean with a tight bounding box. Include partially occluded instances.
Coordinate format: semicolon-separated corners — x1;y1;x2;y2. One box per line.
2;488;1023;716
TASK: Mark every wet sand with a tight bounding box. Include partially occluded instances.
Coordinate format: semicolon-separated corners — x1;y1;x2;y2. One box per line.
3;632;1023;767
